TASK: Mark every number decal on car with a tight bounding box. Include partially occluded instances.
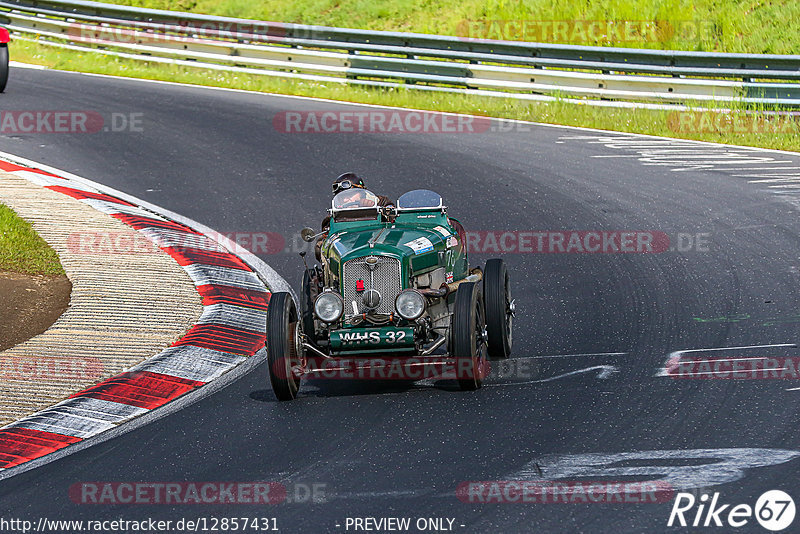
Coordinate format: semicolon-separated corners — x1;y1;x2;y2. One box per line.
386;330;407;344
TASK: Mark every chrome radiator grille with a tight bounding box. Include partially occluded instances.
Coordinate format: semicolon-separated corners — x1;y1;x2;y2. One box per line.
342;256;402;317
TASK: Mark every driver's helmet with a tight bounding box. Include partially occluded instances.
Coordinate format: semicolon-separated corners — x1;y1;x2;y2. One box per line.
332;172;365;195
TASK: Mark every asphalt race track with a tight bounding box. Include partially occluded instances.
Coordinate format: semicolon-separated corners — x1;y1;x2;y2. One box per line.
2;66;800;533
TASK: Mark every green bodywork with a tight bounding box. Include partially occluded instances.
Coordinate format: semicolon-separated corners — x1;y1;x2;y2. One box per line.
323;210;468;287
318;207;469;354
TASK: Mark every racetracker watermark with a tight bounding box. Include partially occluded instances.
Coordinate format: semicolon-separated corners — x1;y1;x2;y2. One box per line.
68;482;326;505
0;111;143;134
66;231;710;255
65;231;284;255
284;357;534;381
666;357;800;379
273;110;495;134
464;231;672;253
456;481;674;503
65;20;328;45
454;19;712;44
0;355;103;381
667;111;800;135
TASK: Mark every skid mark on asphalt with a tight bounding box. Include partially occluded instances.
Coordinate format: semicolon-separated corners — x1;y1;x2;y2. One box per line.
321;448;800;503
515;351;628;360
300;352;626;397
559;135;800;209
506;448;800;494
484;365;618;388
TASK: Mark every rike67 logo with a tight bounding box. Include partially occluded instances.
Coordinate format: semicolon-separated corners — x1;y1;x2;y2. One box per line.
668;490;795;531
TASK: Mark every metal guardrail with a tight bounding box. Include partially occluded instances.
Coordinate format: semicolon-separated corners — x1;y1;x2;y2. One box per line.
1;0;799;106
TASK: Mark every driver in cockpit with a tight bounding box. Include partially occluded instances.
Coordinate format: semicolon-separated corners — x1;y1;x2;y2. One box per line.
321;172;392;230
336;187;377;209
332;173;391;207
316;172;393;260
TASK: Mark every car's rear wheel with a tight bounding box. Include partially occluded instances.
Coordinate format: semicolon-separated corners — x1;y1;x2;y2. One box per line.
484;258;513;359
452;282;489;390
266;292;302;401
0;45;8;93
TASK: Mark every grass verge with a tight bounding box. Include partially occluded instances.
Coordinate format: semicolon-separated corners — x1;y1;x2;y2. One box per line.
11;38;800;152
0;202;65;275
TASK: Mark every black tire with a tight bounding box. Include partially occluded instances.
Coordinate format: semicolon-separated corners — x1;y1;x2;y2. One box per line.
452;282;489;390
299;269;317;345
0;45;8;93
266;292;301;401
483;259;513;359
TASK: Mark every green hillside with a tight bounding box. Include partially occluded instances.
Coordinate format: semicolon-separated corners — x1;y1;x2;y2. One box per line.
105;0;800;54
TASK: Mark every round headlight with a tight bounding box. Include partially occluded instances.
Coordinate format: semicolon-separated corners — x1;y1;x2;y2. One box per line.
395;289;426;320
314;291;343;323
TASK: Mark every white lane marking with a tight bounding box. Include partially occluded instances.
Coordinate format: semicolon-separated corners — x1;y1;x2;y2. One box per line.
562;134;800;206
639;153;759;159
634;149;739;153
745;177;800;182
656;343;798;376
724;165;800;170
591;154;644;158
485;365;618;387
785;386;800;391
743;173;800;177
658;158;786;166
9;61;47;70
561;136;800;161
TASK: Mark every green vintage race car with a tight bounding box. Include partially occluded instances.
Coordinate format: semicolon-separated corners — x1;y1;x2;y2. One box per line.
266;188;514;400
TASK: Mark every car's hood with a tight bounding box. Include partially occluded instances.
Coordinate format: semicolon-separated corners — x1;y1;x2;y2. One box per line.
327;223;454;262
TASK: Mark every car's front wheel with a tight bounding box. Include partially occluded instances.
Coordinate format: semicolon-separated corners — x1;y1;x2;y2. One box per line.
452;282;489;390
0;45;8;93
266;292;302;401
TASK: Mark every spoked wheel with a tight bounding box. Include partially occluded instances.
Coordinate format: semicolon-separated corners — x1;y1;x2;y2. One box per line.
266;292;302;401
483;259;513;359
452;282;489;391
